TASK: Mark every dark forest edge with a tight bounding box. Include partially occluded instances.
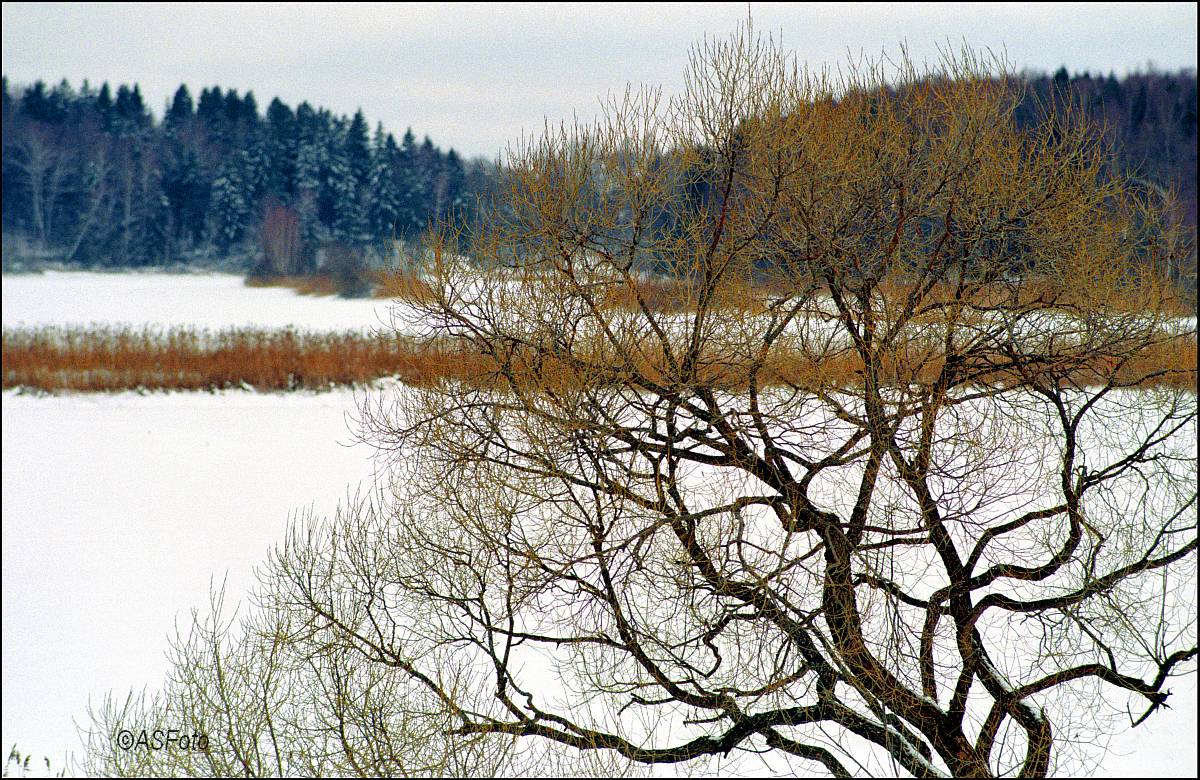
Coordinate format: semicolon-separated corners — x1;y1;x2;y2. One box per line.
2;68;1197;295
1;76;491;291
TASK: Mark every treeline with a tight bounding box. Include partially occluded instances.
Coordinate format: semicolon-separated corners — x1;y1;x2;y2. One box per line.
1;77;493;275
1;68;1195;278
1018;67;1197;229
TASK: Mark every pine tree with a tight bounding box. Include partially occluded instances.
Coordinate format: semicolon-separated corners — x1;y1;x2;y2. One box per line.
196;86;223;123
241;91;259;125
313;110;340;229
95;82;114;132
165;85;194;134
47;79;74;123
220;88;261;148
113;84;149;136
394;128;424;235
1103;72;1123;103
242;138;270;211
1;76;12;119
196;86;226;148
221;88;243;148
160;84;207;251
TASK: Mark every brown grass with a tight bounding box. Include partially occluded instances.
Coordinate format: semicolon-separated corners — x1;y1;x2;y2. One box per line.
4;325;1194;394
1;327;492;392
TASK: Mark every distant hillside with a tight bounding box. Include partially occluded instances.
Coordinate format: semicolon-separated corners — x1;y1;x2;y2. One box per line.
2;70;1194;281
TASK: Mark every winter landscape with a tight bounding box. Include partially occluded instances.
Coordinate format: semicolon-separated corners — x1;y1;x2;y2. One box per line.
3;4;1198;779
3;271;1196;777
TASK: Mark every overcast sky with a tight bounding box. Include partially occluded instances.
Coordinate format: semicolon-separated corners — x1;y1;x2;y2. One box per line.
2;2;1196;159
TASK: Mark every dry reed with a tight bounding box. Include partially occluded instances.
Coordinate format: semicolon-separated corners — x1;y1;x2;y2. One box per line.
1;326;487;392
3;325;1194;393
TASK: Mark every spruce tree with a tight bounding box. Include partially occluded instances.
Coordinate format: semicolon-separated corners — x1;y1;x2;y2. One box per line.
162;148;209;246
344;110;371;189
1131;83;1149;130
196;86;226;147
211;156;250;252
442;148;466;214
395;128;424;235
293;103;326;243
265;98;298;198
20;80;51;122
113;84;149;136
95;82;114;132
368;126;403;241
47;79;74;123
165;85;194;131
327;120;366;243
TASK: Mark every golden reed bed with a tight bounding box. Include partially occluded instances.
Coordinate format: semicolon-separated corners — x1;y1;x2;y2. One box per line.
3;325;1195;393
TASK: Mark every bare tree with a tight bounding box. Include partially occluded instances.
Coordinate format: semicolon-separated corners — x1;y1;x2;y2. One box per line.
88;27;1196;778
63;141;115;264
259;200;303;275
8;122;71;252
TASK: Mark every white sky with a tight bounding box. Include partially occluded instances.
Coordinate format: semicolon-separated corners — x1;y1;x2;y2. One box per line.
2;2;1197;160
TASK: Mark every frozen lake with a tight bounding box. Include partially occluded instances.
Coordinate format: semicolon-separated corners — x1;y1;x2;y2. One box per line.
1;271;407;333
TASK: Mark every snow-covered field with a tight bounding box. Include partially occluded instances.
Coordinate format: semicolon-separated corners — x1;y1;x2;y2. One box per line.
1;272;1196;777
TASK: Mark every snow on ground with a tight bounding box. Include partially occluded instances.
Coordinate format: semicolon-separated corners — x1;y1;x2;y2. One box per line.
1;271;418;333
1;388;382;770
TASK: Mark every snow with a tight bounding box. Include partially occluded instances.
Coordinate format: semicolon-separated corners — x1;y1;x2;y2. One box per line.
1;271;412;333
1;388;381;770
